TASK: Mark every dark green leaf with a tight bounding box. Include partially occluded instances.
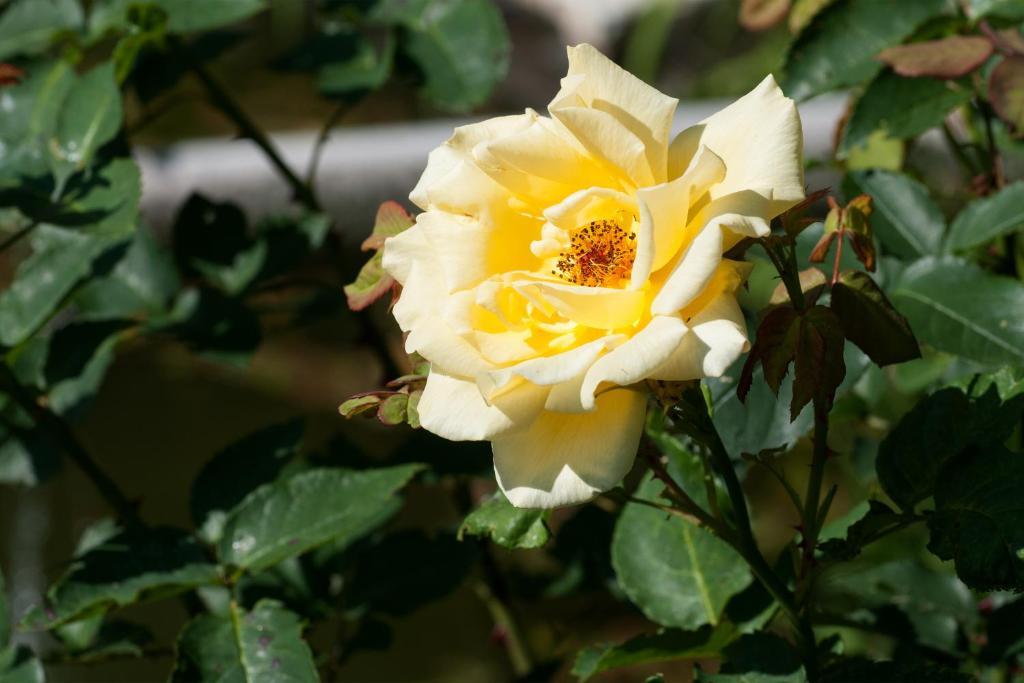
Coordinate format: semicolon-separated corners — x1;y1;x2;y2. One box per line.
0;0;83;61
946;181;1024;251
890;257;1024;366
840;71;972;155
50;62;122;189
0;647;45;683
0;567;7;648
844;170;944;259
170;599;317;683
0;60;75;179
23;526;219;629
345;530;476;616
191;420;304;544
831;271;920;366
707;633;805;682
157;288;262;365
928;444;1024;590
819;657;972;682
970;0;1024;19
458;491;550;549
573;625;739;681
218;464;423;573
56;618;153;662
981;597;1024;663
780;0;949;100
612;477;752;629
372;0;510;112
0;418;60;487
44;319;130;416
0;226;123;347
877;382;1024;510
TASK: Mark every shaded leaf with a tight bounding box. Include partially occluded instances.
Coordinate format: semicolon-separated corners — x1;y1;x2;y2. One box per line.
91;0;267;36
819;658;971;683
0;647;45;683
23;527;219;629
44;319;130;416
0;60;75;179
612;477;752;629
928;444;1024;590
170;599;317;683
844;171;944;259
946;181;1024;251
573;625;739;681
458;491;550;550
218;465;423;573
876;383;1024;510
890;256;1024;366
780;0;949;100
877;35;993;78
840;71;973;155
318;33;394;95
831;271;920;366
0;567;7;648
190;420;304;544
345;531;476;616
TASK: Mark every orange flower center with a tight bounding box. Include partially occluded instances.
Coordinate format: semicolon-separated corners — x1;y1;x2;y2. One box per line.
554;219;636;288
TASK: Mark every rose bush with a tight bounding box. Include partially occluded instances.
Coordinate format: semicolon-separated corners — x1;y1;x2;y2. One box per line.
384;44;804;508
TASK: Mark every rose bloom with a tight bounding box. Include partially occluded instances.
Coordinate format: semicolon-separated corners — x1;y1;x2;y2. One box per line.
383;45;803;508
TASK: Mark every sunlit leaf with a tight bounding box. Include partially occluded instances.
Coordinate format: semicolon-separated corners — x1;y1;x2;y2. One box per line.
458;491;550;550
946;181;1024;251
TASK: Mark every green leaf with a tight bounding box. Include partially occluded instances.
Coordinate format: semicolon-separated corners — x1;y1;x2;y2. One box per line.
372;0;510;112
170;599;317;683
218;465;423;573
890;257;1024;366
813;555;975;653
820;658;972;683
876;383;1024;510
23;526;219;629
345;530;476;616
44;319;130;416
970;0;1024;19
72;227;180;320
928;444;1024;590
780;0;949;100
157;288;261;365
840;71;973;155
56;618;153;662
50;61;122;189
191;420;304;544
318;33;394;95
458;491;550;549
831;271;920;367
0;226;122;347
844;170;944;259
0;647;45;683
981;597;1024;663
573;625;738;681
91;0;267;36
0;0;83;62
946;181;1024;251
0;406;60;487
0;60;75;179
612;477;752;629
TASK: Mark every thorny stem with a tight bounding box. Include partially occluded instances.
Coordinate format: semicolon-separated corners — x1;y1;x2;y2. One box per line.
0;362;139;525
173;37;322;212
830;230;844;286
643;443;722;534
762;241;806;311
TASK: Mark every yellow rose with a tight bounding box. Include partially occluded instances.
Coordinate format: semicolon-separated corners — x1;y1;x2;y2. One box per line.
383;44;804;508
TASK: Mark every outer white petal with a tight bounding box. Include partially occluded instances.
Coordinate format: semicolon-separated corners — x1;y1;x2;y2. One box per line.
668;75;804;216
650;223;724;316
381;223;429;286
550;44;678;183
649;294;749;381
493;387;647;508
418;370;548;441
578;316;688;410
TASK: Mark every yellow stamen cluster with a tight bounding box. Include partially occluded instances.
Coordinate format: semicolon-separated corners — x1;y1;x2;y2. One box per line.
553;220;636;288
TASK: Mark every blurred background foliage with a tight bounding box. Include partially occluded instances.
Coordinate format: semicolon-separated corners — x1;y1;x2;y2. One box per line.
0;0;1023;681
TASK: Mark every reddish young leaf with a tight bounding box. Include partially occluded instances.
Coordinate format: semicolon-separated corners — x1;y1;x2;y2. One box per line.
990;56;1024;131
740;0;792;31
878;35;994;79
344;200;415;311
791;306;846;419
831;271;920;367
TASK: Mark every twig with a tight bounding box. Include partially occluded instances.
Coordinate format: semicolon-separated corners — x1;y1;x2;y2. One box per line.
0;363;139;525
172;37;321;212
0;220;38;252
800;405;830;582
306;103;350;187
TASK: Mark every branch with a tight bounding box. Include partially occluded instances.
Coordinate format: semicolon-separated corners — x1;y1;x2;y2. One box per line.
0;362;139;525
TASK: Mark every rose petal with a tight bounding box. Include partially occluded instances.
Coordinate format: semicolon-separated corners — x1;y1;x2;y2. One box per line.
419;370;548;441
